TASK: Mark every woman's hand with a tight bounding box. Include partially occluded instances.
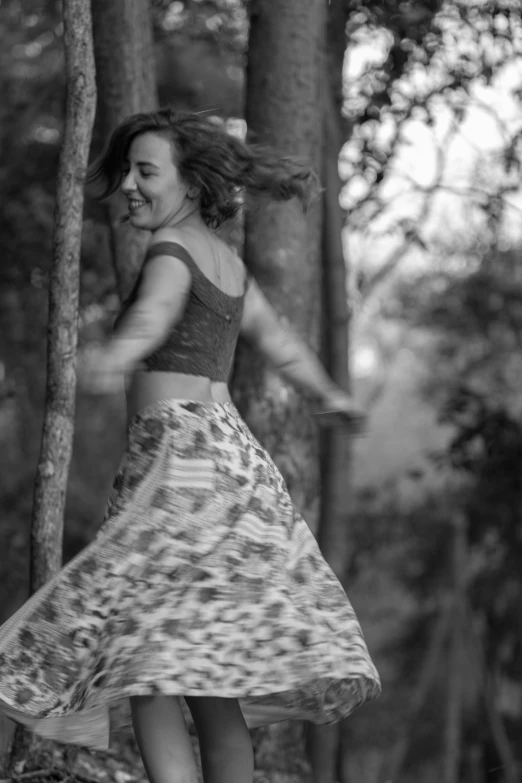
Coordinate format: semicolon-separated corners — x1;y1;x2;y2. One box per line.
314;389;368;435
77;342;130;395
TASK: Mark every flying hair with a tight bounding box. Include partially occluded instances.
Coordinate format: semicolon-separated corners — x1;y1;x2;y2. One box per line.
87;108;320;229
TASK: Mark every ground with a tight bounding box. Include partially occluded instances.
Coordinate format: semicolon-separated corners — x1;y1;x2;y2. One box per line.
2;731;294;783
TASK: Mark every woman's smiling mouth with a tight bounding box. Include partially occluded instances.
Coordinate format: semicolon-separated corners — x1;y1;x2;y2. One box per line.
128;198;148;211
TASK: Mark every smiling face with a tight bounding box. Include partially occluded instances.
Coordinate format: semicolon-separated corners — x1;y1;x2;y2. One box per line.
120;132;193;230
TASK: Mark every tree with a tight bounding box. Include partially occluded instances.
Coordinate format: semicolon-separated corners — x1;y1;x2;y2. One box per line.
1;0;96;774
231;0;327;778
90;0;158;300
305;3;359;781
31;0;96;592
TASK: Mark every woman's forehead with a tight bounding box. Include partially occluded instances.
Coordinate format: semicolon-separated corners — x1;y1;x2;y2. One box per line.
128;132;173;163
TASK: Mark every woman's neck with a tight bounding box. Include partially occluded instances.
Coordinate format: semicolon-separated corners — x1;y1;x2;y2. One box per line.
166;205;204;231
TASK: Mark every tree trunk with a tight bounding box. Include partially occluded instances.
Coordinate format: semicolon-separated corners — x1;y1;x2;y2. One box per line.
3;0;96;773
308;3;355;781
232;0;326;779
317;17;353;598
308;92;352;783
91;0;158;300
387;606;452;782
444;516;466;783
31;0;96;588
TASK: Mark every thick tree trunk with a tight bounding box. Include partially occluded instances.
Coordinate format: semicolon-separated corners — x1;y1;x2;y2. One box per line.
3;0;96;774
232;0;326;779
91;0;158;300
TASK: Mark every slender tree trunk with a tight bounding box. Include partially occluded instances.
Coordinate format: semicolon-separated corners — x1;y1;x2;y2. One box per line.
3;0;96;773
444;516;466;783
31;0;96;588
308;3;355;781
387;605;452;781
91;0;158;300
232;0;326;778
308;96;352;783
317;46;353;591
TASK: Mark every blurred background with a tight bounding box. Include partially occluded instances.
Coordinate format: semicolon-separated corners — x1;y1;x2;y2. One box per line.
1;1;522;782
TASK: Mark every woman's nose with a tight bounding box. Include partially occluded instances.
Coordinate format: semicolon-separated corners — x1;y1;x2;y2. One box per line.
121;170;135;193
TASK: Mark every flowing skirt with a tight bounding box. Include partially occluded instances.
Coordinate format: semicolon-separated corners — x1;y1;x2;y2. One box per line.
0;400;380;749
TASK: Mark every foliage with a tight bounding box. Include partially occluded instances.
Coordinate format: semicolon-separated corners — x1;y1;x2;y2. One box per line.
399;243;522;687
358;239;522;774
344;0;522;271
441;390;522;682
151;0;247;54
394;245;522;407
151;0;246;114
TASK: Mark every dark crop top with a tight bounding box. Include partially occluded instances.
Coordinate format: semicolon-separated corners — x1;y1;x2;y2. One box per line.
115;241;248;382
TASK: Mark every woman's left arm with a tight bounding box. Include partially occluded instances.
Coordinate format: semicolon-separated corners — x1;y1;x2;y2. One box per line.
240;278;363;418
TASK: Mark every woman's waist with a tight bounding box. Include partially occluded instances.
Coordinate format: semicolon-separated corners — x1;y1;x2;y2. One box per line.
126;371;231;421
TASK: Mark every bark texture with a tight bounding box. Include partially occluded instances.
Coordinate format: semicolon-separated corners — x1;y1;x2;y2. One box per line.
318;81;352;581
31;0;97;593
232;0;326;777
234;0;326;519
91;0;158;300
308;4;355;779
2;1;97;773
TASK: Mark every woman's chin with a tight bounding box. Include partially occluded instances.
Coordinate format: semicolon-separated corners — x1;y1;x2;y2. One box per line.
128;213;148;229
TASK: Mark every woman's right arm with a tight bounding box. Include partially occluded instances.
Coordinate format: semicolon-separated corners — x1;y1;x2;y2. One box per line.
79;254;192;394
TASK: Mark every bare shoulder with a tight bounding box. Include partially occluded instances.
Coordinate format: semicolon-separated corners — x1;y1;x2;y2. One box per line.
149;226;192;254
139;253;192;301
139;228;193;300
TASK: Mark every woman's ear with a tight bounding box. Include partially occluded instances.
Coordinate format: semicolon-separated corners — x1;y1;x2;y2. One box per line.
187;185;199;201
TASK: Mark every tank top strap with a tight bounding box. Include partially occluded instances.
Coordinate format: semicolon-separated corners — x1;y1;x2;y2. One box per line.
145;241;199;273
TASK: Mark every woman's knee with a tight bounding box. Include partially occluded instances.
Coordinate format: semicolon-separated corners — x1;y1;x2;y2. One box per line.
187;699;253;782
130;693;157;710
185;696;252;748
131;694;199;783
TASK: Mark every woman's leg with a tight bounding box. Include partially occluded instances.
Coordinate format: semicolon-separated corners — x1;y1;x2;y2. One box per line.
185;696;254;783
306;723;340;783
130;695;199;783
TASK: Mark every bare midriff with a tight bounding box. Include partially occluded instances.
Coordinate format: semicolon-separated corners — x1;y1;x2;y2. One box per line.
125;370;232;422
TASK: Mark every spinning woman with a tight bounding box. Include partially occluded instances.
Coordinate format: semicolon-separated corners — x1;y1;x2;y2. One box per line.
0;109;380;783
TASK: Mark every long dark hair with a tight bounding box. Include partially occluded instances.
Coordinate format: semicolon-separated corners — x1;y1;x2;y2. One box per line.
87;108;319;229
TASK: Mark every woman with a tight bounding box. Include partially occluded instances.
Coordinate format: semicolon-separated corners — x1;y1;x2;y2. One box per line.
0;109;380;783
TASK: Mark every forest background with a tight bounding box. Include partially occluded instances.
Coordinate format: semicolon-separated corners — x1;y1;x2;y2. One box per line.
1;1;522;783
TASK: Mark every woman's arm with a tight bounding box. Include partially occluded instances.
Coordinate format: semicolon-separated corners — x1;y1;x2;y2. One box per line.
79;255;191;393
107;255;191;370
240;278;359;414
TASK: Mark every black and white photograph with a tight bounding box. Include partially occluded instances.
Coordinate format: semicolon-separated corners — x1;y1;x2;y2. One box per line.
0;2;521;783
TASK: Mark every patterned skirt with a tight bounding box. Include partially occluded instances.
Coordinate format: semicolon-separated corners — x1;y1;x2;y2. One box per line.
0;400;380;749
